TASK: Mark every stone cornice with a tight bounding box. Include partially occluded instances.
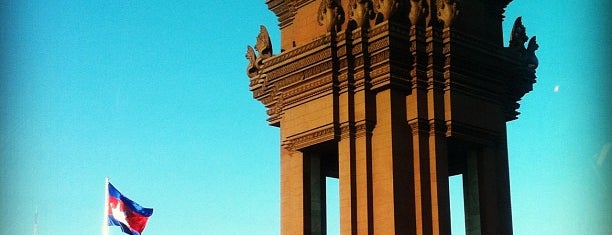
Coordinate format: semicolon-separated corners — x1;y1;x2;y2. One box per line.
340;120;375;140
249;10;536;126
440;28;535;121
282;123;336;150
295;0;316;8
266;0;296;28
445;120;501;145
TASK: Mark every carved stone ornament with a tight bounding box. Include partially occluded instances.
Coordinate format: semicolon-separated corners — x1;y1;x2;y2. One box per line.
409;0;428;25
349;0;374;28
246;45;258;78
375;0;402;21
318;0;345;32
437;0;460;27
255;25;273;69
507;17;539;69
255;25;273;60
525;36;539;69
509;17;528;50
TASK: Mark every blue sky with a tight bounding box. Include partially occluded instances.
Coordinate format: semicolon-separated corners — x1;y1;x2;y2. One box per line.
1;1;610;235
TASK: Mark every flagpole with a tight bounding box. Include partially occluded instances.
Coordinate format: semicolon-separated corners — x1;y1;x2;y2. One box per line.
103;177;110;235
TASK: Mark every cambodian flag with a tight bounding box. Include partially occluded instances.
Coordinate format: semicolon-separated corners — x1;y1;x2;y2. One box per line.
107;182;153;235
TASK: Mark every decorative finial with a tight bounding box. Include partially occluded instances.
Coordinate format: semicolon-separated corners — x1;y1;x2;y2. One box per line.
437;0;460;28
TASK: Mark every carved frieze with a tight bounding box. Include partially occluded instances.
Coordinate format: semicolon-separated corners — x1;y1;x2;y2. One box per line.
283;124;336;150
267;49;333;81
276;73;305;89
266;35;331;67
303;60;334;79
352;43;363;55
369;65;391;87
369;49;390;65
339;121;374;140
367;36;390;53
354;121;374;138
339;123;351;139
282;74;334;106
368;20;388;37
248;2;539;125
337;46;347;58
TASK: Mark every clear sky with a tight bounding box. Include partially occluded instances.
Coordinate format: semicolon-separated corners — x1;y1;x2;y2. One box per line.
1;1;610;235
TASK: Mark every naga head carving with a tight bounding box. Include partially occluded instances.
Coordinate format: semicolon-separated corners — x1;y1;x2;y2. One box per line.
437;0;460;27
349;0;374;28
246;45;258;78
526;36;539;69
505;17;539;102
375;0;402;22
318;0;345;32
255;25;273;60
409;0;428;26
509;17;528;50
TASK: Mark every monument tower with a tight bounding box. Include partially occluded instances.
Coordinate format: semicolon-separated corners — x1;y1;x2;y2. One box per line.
245;0;538;234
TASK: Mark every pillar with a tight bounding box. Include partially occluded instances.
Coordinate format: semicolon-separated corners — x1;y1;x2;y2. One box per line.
477;141;513;235
464;151;481;235
280;148;327;235
371;88;415;234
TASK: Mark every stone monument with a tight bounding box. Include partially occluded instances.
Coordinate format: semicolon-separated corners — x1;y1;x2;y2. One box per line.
245;0;538;234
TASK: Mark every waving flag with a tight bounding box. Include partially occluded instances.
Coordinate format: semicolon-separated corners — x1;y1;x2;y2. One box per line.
106;181;153;235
